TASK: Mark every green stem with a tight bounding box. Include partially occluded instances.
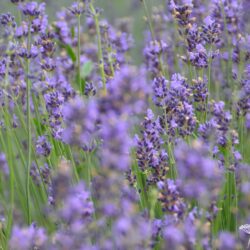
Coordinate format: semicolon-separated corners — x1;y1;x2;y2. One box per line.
163;108;177;179
1;109;14;247
207;47;212;96
141;0;168;78
67;146;79;182
26;20;32;224
83;152;92;187
205;46;213;122
77;13;83;93
90;3;106;93
141;0;155;40
2;55;14;246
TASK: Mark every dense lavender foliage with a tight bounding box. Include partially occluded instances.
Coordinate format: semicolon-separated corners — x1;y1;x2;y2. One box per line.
0;0;250;249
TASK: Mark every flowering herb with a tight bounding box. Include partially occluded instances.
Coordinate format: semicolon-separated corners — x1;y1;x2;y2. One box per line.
0;0;249;249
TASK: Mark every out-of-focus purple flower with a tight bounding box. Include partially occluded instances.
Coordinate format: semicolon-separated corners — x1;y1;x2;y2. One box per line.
189;44;208;68
21;2;41;17
37;32;56;57
36;135;51;157
59;182;94;226
239;65;250;116
246;113;250;130
101;65;150;116
62;96;98;151
92;171;123;217
30;162;51;186
152;76;168;107
211;101;232;146
10;0;24;4
50;159;71;205
163;225;184;249
202;16;221;45
192;77;208;111
151;219;162;245
175;139;222;205
54;8;78;45
84;82;96;97
12;114;19;128
112;215;152;249
15;21;28;38
161;208;211;249
17;45;39;59
99;113;131;171
169;0;194;27
31;3;48;33
0;59;6;77
157;179;186;219
144;40;167;76
54;19;72;44
68;2;85;16
99;19;134;75
41;57;56;72
0;13;16;36
186;23;200;51
0;153;9;176
44;90;65;139
41;163;51;185
10;223;47;250
30;162;41;185
199;101;232;147
218;232;237;250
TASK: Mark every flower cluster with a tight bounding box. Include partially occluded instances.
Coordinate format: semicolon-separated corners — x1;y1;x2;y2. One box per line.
135;109;168;185
174;139;222;205
153;74;197;137
62;97;98;151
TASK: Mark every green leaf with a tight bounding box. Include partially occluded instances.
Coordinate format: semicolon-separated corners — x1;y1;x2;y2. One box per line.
81;61;94;78
65;45;76;62
33;117;46;133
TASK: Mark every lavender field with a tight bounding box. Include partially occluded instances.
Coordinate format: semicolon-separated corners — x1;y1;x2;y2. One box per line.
0;0;250;249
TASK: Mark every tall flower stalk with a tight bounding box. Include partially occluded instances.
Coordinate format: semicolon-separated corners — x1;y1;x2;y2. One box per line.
89;2;106;93
25;19;32;225
77;11;82;92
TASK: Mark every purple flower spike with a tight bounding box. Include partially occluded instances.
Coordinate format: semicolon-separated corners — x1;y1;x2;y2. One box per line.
175;139;222;205
36;136;51;157
22;2;41;17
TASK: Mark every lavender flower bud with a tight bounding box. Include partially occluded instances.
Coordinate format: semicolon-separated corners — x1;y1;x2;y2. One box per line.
36;136;51;157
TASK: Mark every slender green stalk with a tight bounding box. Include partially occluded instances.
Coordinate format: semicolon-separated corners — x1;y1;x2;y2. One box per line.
67;146;80;182
204;46;213;122
105;30;115;77
239;115;244;158
0;108;14;249
83;152;92;187
141;0;169;78
220;4;238;233
25;20;32;224
141;0;155;40
163;108;177;179
1;54;15;246
90;2;106;93
5;127;14;243
167;142;177;179
207;46;213;96
131;151;149;211
77;12;83;93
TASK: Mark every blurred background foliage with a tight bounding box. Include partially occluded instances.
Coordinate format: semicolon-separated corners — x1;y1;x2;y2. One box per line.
0;0;163;63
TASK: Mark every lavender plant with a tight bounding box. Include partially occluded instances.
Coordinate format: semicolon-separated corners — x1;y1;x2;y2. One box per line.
0;0;249;249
